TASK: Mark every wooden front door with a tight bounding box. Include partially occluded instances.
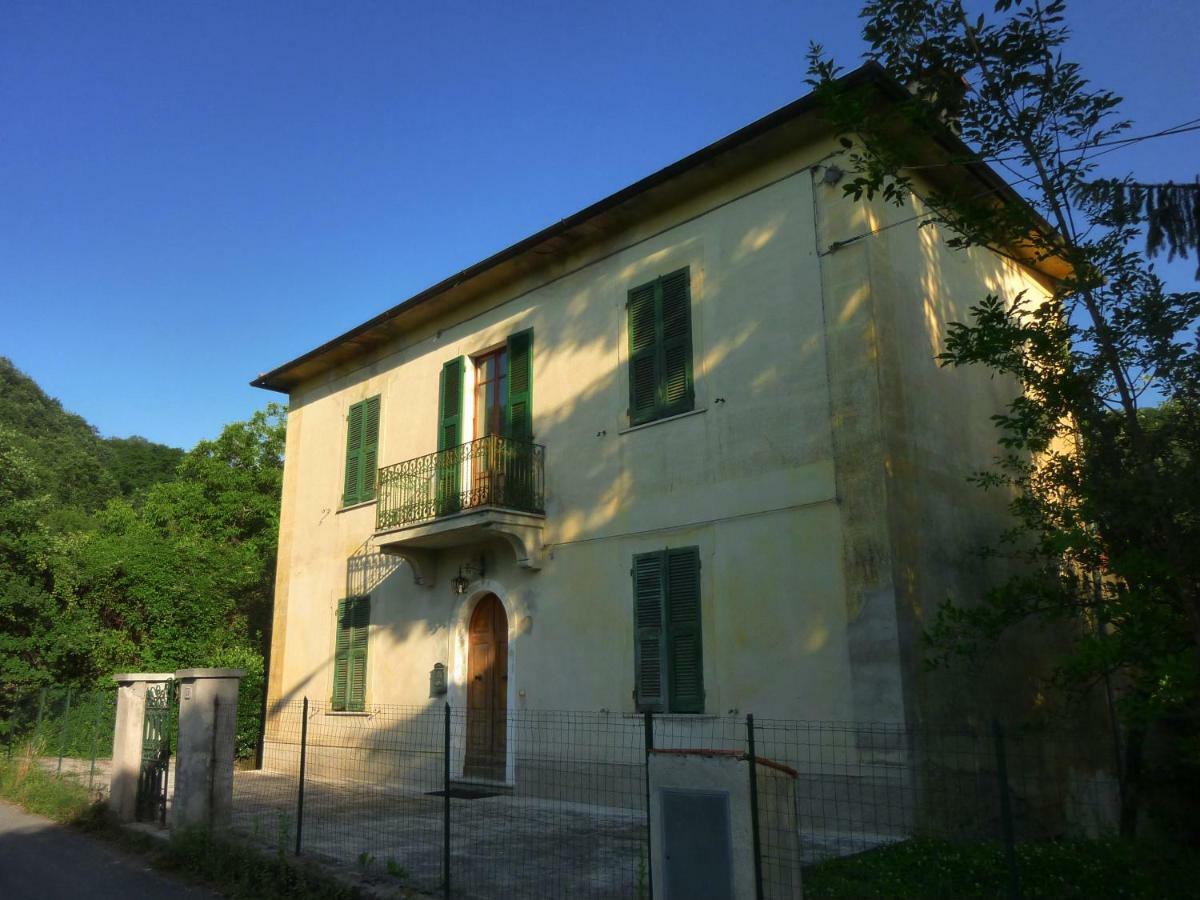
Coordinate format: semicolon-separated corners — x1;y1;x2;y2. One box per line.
465;593;507;780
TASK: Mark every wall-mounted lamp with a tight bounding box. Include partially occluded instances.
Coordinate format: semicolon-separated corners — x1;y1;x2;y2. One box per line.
451;556;486;594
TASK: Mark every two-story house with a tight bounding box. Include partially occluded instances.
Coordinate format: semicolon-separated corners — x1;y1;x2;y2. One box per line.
252;64;1060;785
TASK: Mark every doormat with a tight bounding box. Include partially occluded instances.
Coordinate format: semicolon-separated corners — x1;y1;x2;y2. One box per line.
425;787;502;800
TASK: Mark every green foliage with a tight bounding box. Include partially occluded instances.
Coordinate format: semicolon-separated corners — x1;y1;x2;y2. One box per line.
209;645;266;758
102;435;184;498
0;687;117;759
385;857;408;879
0;357;181;513
0;428;65;693
810;0;1200;831
162;827;361;900
0;357;284;758
0;357;120;512
803;838;1200;899
0;742;98;822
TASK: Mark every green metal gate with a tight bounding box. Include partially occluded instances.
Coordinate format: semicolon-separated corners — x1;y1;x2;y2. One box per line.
136;680;176;823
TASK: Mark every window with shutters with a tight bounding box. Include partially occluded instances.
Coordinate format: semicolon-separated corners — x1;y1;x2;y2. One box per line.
332;596;370;712
627;268;694;426
632;547;704;714
342;396;381;507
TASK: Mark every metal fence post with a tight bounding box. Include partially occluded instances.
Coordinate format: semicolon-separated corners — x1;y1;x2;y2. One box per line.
643;710;654;900
88;692;101;793
56;687;73;776
34;688;47;737
443;700;451;900
295;696;308;856
993;721;1021;900
747;713;764;900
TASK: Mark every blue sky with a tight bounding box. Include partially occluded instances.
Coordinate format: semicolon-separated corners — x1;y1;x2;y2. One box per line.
3;0;1197;449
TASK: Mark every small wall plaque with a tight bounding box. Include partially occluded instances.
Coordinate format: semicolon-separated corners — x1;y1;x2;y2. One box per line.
429;662;447;696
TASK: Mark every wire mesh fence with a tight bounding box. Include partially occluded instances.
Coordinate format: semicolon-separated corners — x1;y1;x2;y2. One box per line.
235;699;1125;899
0;686;119;797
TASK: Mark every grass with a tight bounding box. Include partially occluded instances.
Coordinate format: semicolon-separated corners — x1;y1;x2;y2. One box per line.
0;742;98;822
803;837;1200;899
150;828;366;900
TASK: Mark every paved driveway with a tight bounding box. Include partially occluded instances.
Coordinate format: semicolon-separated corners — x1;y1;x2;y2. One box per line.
0;801;218;900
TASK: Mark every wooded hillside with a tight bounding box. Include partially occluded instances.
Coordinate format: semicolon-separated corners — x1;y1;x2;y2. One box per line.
0;357;282;754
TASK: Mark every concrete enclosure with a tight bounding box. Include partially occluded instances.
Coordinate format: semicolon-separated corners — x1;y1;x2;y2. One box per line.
172;668;245;830
648;749;801;900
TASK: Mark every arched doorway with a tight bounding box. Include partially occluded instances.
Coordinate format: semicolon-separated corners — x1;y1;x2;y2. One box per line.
465;593;508;780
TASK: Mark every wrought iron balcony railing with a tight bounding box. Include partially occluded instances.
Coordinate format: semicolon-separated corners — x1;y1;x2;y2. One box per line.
376;434;545;532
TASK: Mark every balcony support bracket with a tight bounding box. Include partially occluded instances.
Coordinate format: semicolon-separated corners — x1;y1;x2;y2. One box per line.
483;519;544;571
377;546;436;588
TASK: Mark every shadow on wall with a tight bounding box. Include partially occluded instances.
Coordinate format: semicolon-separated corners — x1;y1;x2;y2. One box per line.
881;182;1094;730
271;174;844;715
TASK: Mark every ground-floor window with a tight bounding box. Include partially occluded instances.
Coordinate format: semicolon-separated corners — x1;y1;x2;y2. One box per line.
632;547;704;713
332;595;370;711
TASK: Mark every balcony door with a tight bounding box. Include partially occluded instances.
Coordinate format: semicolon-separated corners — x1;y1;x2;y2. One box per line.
472;348;507;506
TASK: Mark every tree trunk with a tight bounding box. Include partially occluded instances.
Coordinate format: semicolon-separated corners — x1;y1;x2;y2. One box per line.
1119;726;1145;837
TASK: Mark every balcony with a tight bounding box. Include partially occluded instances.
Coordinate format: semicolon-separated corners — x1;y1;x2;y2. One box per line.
373;435;546;584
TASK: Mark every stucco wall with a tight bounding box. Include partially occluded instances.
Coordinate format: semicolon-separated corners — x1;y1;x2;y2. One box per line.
267;138;860;727
264;130;1055;751
814;162;1056;725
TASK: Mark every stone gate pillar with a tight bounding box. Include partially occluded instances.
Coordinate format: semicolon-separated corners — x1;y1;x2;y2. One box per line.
110;673;174;822
172;668;245;830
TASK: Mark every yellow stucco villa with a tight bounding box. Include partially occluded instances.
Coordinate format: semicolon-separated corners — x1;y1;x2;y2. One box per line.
252;64;1058;787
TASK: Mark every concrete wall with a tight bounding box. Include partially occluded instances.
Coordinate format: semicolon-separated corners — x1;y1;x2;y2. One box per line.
264;128;1053;765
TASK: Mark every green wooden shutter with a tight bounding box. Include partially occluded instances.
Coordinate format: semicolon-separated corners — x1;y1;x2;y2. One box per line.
342;397;381;506
347;597;370;712
506;329;534;442
361;396;381;501
658;269;694;416
632;552;667;712
665;547;704;713
342;402;365;505
332;599;350;710
332;597;370;711
437;358;465;514
438;358;464;450
627;268;694;426
627;282;659;425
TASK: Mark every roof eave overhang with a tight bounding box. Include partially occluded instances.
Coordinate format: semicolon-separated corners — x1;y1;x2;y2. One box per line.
251;62;1066;394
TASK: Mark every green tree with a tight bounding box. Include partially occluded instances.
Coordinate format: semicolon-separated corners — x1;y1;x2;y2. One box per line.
50;404;285;751
809;0;1200;833
0;429;63;697
61;405;285;672
101;435;184;497
0;357;182;519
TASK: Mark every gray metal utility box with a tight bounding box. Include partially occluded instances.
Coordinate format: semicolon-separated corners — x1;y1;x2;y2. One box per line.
648;749;803;899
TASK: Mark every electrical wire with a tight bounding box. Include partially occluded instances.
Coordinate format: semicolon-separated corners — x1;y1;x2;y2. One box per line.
898;118;1200;172
820;117;1200;255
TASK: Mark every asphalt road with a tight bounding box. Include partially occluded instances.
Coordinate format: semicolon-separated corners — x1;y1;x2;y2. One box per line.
0;800;220;899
